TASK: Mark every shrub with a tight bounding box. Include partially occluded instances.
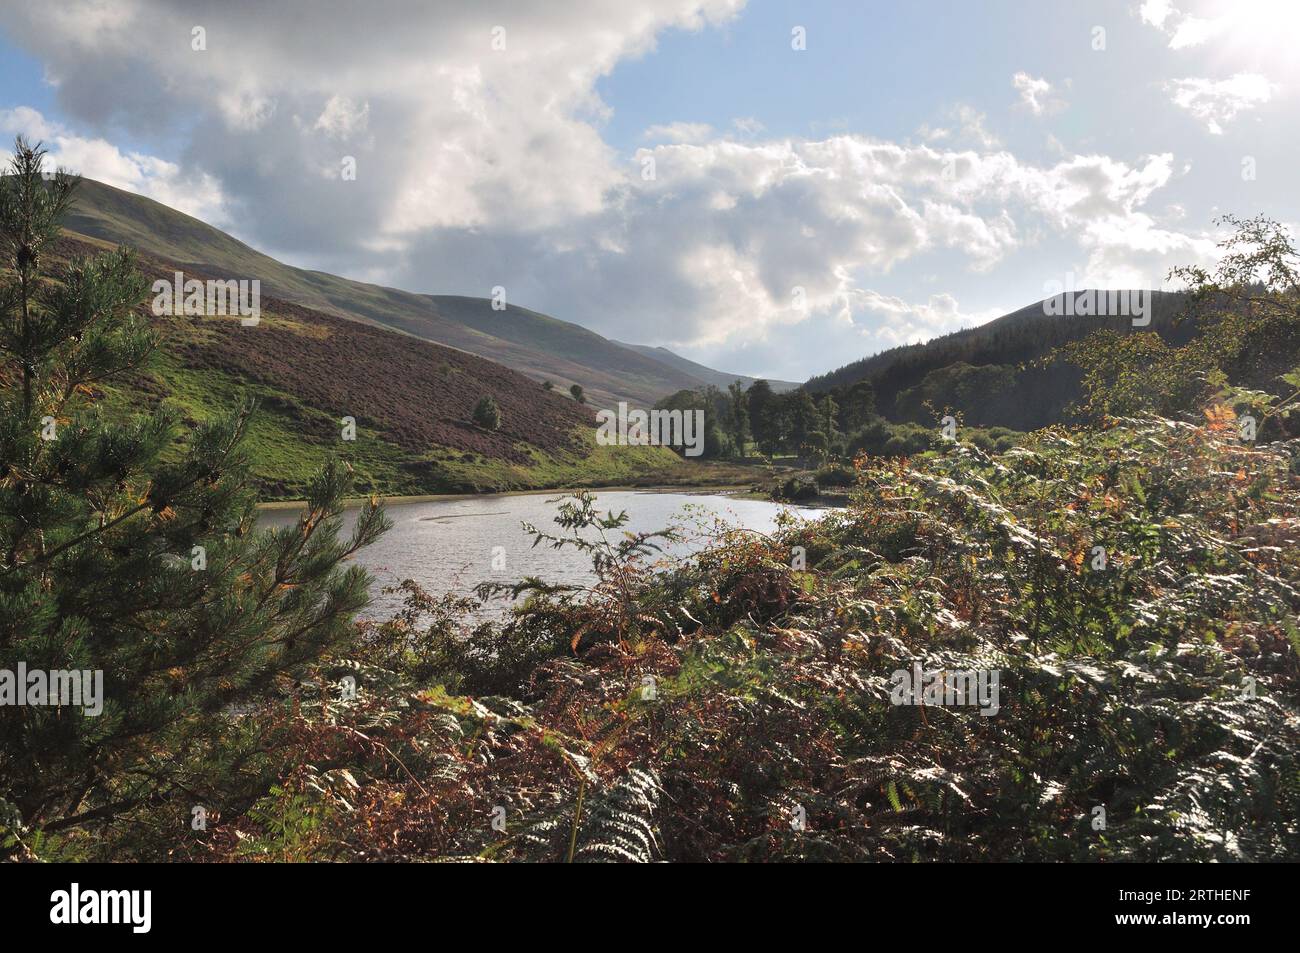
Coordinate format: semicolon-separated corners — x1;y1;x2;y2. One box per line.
776;475;819;501
848;419;935;457
472;395;502;430
813;462;857;487
205;411;1300;862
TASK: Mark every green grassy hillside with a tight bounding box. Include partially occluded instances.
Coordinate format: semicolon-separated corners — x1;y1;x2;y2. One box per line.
50;234;686;500
62;179;707;408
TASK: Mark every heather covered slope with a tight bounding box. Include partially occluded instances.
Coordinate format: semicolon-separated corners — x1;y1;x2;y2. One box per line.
62;178;707;407
50;234;683;498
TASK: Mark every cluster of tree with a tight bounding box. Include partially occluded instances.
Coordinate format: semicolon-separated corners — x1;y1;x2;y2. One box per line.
658;360;1035;463
745;378;877;460
654;376;880;462
652;386;729;458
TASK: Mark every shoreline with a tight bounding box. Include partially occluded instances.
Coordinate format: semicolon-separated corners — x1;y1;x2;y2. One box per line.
256;482;774;511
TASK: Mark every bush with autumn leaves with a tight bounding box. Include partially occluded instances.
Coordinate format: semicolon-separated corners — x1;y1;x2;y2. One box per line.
155;397;1296;863
175;214;1298;862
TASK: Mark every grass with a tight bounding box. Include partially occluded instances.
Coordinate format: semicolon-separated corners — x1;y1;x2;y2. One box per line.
118;351;695;499
46;233;704;502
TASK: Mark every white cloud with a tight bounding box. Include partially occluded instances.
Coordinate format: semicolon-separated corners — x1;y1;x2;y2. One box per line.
312;96;370;139
844;289;1003;348
0;106;228;225
0;0;1224;375
1139;1;1300;60
921;105;1001;148
1138;0;1225;46
389;135;1206;351
1012;72;1064;116
642;121;714;143
1165;73;1275;134
0;0;747;245
1167;14;1226;49
1139;0;1174;29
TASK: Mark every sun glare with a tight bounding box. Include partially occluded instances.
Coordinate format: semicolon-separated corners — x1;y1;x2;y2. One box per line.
1193;0;1300;76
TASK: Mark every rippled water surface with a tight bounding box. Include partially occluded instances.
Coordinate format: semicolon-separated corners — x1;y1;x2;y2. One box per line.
259;490;826;620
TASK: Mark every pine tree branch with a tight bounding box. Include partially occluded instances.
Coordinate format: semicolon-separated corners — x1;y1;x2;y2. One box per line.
0;410;248;576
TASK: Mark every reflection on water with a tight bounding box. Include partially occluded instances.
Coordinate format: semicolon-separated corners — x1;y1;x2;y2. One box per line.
258;490;825;620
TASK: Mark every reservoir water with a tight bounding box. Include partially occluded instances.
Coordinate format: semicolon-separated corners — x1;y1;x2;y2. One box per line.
259;489;827;620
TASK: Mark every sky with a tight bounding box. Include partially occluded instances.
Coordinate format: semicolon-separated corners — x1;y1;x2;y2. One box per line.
0;0;1296;381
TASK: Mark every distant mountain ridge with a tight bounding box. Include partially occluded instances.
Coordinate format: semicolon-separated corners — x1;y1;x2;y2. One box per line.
611;341;800;393
61;178;766;407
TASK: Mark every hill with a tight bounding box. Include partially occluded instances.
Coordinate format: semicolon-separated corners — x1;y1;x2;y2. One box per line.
805;291;1197;430
49;233;685;499
419;295;705;408
612;341;801;393
62;178;711;408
